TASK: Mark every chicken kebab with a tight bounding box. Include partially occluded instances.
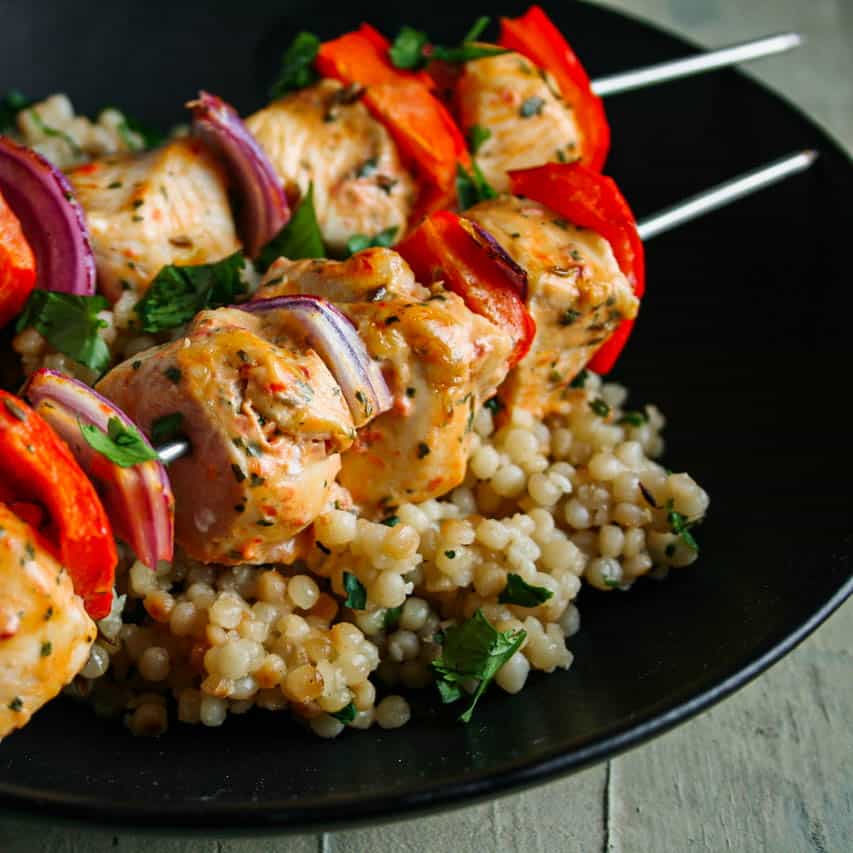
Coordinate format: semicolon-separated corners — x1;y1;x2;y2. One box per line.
0;13;711;740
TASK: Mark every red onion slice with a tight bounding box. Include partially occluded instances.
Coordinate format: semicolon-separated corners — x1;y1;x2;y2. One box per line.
238;295;392;427
188;91;290;258
23;369;175;569
0;136;96;295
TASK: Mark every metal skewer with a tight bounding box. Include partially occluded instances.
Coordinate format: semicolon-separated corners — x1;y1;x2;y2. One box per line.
637;149;817;240
591;32;802;97
151;151;818;464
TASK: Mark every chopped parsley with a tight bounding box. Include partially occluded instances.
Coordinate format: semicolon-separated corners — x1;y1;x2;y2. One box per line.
356;157;378;178
16;291;111;374
666;499;700;553
498;574;554;607
467;124;492;154
618;410;648;427
559;309;580;326
389;17;506;71
164;367;182;384
109;109;165;150
8;697;23;712
405;387;417;398
134;251;247;333
330;702;357;724
519;96;545;118
345;226;398;257
26;107;81;156
40;641;52;657
383;605;403;630
444;550;456;559
231;463;246;483
570;369;589;389
270;31;320;98
343;572;367;610
589;398;611;417
380;515;400;527
256;183;325;272
79;417;158;468
416;442;431;459
456;161;498;210
484;395;504;415
150;412;184;445
431;609;526;722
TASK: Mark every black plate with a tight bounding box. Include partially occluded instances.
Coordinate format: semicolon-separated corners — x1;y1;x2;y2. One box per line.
1;0;850;832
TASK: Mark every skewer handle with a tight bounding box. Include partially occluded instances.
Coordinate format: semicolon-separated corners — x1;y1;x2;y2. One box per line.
591;32;802;97
637;150;818;241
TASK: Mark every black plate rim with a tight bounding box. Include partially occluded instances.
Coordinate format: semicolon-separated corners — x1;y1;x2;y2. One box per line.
0;3;851;833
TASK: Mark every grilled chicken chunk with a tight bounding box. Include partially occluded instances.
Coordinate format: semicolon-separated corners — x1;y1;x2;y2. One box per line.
97;308;354;564
466;195;638;416
68;138;240;303
0;504;96;738
254;248;513;509
455;51;582;193
246;80;416;255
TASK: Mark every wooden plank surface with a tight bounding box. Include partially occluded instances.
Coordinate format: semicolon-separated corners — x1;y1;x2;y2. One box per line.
1;1;850;850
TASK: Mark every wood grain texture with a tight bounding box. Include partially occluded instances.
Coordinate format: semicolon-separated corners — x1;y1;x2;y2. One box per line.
0;2;850;850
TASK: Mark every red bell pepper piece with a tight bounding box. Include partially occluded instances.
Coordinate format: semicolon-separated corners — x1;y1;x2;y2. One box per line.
0;188;37;329
0;390;116;618
316;25;470;217
396;210;536;367
509;161;645;373
499;5;610;172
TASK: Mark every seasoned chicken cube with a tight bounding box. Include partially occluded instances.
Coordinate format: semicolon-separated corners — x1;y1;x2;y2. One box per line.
97;308;354;564
466;195;638;416
254;248;513;508
246;80;416;255
0;504;96;738
455;51;582;193
68;138;240;303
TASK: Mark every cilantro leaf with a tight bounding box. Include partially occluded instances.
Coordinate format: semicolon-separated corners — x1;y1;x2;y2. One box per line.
431;609;526;723
270;32;320;98
25;107;81;157
80;417;158;468
1;89;31;132
256;183;325;272
456;161;497;210
462;15;490;43
343;572;367;610
16;291;111;374
467;124;492;155
150;412;184;445
330;702;357;724
345;226;398;257
134;251;247;333
618;410;648;427
569;368;588;388
498;574;554;607
429;44;508;64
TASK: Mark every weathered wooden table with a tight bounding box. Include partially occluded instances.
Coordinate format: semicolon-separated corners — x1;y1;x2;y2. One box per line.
2;1;850;849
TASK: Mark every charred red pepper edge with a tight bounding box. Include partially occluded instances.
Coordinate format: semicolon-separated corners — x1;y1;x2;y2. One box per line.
396;210;536;367
0;390;116;618
509;161;645;373
499;5;610;172
316;25;470;219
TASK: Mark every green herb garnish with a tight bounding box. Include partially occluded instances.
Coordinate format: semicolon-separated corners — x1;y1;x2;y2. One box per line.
498;573;554;607
270;31;320;98
467;124;492;154
330;702;357;724
0;89;30;132
79;417;158;468
256;183;325;272
456;161;497;210
389;18;507;70
431;609;526;722
589;398;611;418
569;369;588;389
380;515;400;527
343;572;367;610
618;410;648;427
383;605;403;630
16;291;111;374
666;499;700;552
519;96;545;118
134;251;247;333
345;226;398;257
